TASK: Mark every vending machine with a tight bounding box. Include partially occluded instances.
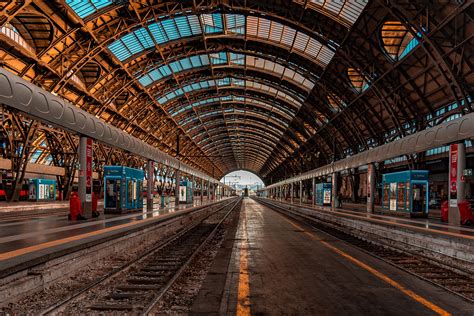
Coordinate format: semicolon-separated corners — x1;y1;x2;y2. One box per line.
29;179;56;201
315;182;332;206
382;170;429;216
103;166;144;214
179;180;193;204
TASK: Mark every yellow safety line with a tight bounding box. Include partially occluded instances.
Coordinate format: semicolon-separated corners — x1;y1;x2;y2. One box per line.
278;214;452;316
0;199;230;261
270;199;474;240
236;201;251;316
0;219;152;260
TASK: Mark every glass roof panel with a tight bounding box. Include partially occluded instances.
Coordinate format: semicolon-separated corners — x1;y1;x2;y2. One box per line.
201;14;223;34
137;52;315;90
226;14;246;34
66;0;113;19
108;14;335;67
158;77;303;109
298;0;369;26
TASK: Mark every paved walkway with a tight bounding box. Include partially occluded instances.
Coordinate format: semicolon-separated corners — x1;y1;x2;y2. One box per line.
214;198;473;315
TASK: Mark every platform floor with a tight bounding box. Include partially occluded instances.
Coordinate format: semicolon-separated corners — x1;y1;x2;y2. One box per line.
0;197;220;263
207;198;473;315
263;198;474;239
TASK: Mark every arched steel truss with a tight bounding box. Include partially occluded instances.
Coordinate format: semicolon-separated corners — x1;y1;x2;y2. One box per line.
0;0;471;183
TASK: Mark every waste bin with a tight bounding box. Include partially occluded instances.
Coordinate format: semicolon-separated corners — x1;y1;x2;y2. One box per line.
440;201;449;222
457;200;474;225
69;192;80;221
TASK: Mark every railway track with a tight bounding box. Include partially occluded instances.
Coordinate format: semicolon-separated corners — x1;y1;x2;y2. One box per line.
259;199;474;303
39;197;241;315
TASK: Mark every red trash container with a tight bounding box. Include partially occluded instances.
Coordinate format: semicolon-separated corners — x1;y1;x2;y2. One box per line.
457;200;474;225
440;201;449;222
69;192;80;220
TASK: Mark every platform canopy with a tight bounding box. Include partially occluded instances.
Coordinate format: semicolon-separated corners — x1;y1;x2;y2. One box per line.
0;0;471;182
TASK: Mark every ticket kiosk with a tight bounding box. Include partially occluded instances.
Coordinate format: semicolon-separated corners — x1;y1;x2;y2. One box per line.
104;166;144;214
179;180;193;204
382;170;429;216
315;182;332;206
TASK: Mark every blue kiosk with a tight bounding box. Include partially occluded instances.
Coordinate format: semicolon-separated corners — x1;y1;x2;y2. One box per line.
179;180;193;204
28;179;56;201
382;170;429;216
315;182;332;206
104;166;144;214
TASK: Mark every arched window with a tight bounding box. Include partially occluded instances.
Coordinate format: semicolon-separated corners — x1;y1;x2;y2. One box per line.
347;68;369;93
380;21;420;61
0;23;35;54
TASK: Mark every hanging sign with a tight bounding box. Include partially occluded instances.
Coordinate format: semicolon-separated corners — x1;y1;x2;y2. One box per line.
449;144;458;207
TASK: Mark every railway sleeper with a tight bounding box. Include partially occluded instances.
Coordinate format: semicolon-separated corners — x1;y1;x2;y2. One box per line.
116;284;162;291
90;303;139;311
106;292;144;299
126;277;167;284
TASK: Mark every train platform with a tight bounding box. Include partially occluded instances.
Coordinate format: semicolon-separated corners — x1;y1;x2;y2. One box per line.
0;197;228;278
262;197;474;238
193;198;473;314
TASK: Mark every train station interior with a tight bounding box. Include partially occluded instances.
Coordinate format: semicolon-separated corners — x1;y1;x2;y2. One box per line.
0;0;473;314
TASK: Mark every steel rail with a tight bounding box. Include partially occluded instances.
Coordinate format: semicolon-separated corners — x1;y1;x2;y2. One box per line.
141;197;242;314
38;197;239;315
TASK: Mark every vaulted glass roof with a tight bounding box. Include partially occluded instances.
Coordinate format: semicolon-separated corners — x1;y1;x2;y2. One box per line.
66;0;113;19
294;0;368;27
157;77;304;108
107;13;335;68
137;52;315;91
169;94;295;120
178;108;289;130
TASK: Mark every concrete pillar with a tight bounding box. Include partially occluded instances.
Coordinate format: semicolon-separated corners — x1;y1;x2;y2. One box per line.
78;136;92;218
367;163;375;213
449;142;466;225
147;160;154;212
331;172;338;210
175;170;180;205
312;177;316;206
299;180;303;204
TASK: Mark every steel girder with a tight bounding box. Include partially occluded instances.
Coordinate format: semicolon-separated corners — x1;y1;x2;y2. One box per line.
261;1;473;181
1;0;472;180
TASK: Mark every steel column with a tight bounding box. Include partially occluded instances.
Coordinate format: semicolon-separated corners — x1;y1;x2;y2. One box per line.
449;142;465;225
147;160;154;212
367;163;375;213
201;178;204;202
291;182;294;204
299;180;303;204
175;170;180;205
331;172;338;210
78;136;92;218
